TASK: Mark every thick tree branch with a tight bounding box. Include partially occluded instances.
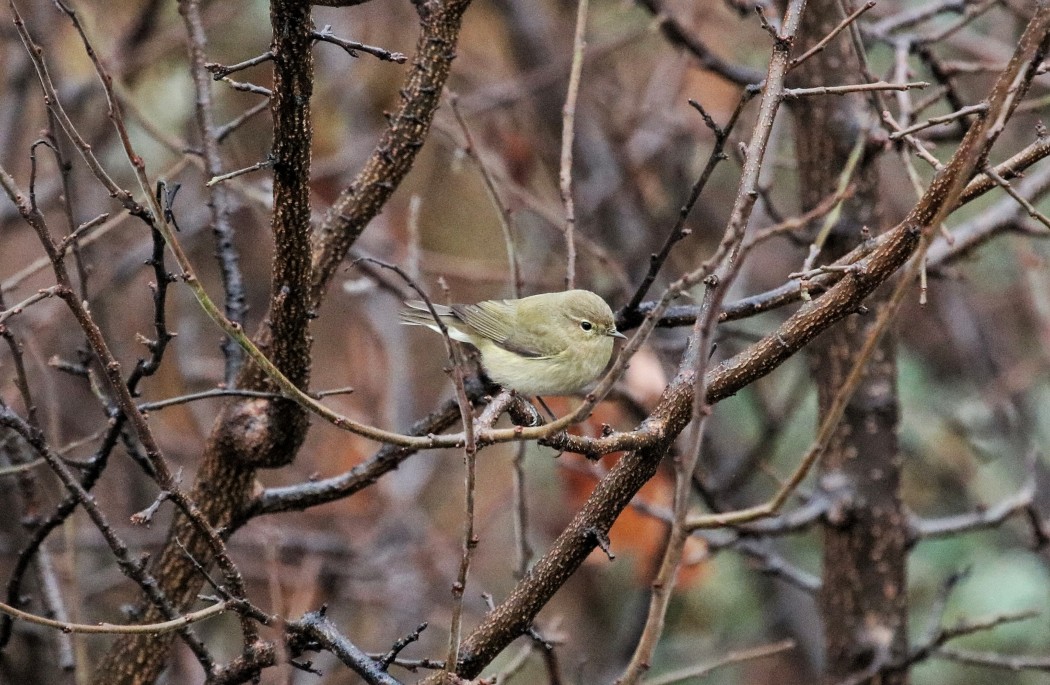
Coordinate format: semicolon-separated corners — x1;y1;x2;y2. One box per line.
310;0;473;305
441;8;1050;678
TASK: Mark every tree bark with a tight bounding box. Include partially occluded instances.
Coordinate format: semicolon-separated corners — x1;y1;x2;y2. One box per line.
90;0;473;681
790;3;909;683
90;0;316;681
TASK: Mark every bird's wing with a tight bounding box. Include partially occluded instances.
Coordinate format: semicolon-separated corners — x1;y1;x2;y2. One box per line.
453;300;553;359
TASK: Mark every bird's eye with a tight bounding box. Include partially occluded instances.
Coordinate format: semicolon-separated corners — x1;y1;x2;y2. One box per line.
579;321;593;332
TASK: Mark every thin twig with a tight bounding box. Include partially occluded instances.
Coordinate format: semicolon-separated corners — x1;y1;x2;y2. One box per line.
619;2;808;680
0;597;233;635
618;283;721;685
444;285;479;672
13;0;258;640
782;80;929;97
797;133;866;299
137;388;284;412
0;406;216;668
216;99;271;142
0;286;61;324
511;441;532;577
889;103;990;140
379;622;429;670
357;260;480;670
448;94;520;297
687;232;935;530
789;1;874;70
934;647;1050;672
204;51;274;79
868;0;968;36
206;155;275;186
740;186;853;256
218;77;273;97
637;0;764;84
645;639;796;685
312;25;407;63
883;110;944;170
620;90;754;324
560;0;588;290
980;164;1050;230
179;0;248;382
915;0;998;45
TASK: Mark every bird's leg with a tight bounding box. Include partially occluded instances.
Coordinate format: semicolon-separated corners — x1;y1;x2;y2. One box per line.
534;396;558;422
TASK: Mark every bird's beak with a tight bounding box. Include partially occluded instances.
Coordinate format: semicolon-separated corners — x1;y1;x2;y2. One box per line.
610;329;628;339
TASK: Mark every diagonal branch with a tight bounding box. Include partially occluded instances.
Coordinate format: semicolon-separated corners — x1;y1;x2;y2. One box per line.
442;7;1050;679
310;0;473;305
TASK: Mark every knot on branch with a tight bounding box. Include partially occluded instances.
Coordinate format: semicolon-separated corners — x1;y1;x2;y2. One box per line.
213;397;307;468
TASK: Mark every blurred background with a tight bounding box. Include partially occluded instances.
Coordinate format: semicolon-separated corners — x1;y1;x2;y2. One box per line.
1;1;1049;683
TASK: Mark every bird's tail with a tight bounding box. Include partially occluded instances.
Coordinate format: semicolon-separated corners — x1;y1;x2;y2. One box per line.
399;301;476;344
399;300;454;328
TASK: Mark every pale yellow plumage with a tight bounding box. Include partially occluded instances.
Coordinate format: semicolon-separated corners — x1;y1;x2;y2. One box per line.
400;290;624;396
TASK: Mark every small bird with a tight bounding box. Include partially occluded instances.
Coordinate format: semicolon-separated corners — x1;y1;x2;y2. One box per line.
400;289;626;396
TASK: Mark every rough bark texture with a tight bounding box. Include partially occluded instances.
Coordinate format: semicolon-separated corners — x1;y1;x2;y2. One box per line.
452;373;697;679
69;3;1047;683
309;0;472;306
91;0;473;681
91;1;316;681
814;313;907;684
790;3;909;683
